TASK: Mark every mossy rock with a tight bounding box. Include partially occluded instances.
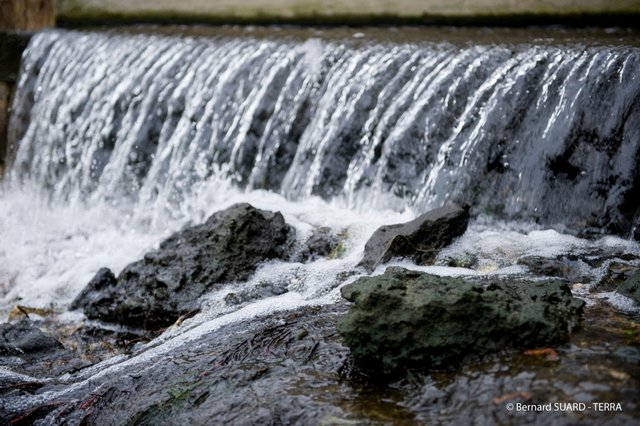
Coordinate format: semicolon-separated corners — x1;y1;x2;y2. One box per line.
337;267;584;375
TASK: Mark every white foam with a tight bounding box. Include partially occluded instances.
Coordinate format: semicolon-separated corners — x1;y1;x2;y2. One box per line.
0;185;165;314
3;181;640;412
0;181;410;317
592;291;640;315
439;223;640;270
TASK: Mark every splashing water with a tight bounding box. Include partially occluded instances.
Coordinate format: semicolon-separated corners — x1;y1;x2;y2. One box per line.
1;28;639;326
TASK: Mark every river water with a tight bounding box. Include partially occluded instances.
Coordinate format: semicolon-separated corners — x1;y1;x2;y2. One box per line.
0;26;639;424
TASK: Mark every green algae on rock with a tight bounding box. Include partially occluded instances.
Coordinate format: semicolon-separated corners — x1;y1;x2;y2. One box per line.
337;267;585;374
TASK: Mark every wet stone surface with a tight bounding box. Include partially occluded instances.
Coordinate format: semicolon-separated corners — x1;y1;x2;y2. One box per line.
360;204;470;272
0;321;83;380
338;267;584;374
71;203;296;329
0;301;638;425
616;271;640;305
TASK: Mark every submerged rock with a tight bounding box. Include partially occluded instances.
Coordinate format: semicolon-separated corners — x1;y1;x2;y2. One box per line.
359;204;469;272
337;267;584;374
72;203;295;329
616;271;640;304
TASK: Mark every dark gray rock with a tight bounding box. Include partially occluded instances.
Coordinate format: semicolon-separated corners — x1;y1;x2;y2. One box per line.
70;267;117;313
337;267;584;374
0;321;62;356
593;261;639;293
71;203;295;329
299;226;339;261
442;252;479;269
0;320;91;380
616;271;640;304
517;256;571;278
359;204;470;272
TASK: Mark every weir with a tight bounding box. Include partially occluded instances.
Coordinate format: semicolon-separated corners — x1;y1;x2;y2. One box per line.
7;28;640;236
1;26;640;425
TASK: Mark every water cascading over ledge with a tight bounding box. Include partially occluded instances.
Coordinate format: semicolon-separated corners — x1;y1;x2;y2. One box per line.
6;29;640;236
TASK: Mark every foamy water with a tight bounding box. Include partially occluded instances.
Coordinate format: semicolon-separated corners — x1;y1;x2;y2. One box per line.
2;174;640;415
2;178;639;321
0;179;413;315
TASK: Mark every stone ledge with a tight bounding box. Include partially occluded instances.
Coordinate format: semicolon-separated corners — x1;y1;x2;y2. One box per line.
56;0;640;27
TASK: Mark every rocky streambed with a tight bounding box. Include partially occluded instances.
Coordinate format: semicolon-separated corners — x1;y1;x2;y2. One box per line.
1;203;639;425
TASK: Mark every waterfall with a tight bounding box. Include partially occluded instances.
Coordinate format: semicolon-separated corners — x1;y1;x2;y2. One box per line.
6;29;640;235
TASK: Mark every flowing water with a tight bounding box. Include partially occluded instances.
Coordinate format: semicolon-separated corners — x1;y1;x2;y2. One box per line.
0;27;639;424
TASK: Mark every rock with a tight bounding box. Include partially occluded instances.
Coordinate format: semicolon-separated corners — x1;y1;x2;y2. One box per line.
359;204;469;272
4;296;639;426
616;271;640;304
299;226;339;261
337;267;584;374
72;203;295;329
70;267;118;312
442;252;478;269
517;256;571;278
0;321;92;378
594;261;640;292
1;305;353;426
613;346;640;364
0;321;63;356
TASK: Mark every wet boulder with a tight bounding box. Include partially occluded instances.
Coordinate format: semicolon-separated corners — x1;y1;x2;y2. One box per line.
0;321;87;378
359;204;469;272
0;321;63;356
72;203;295;329
337;267;584;374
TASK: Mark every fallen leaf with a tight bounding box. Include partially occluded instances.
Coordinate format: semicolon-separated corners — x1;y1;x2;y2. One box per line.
523;348;559;361
7;305;53;321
